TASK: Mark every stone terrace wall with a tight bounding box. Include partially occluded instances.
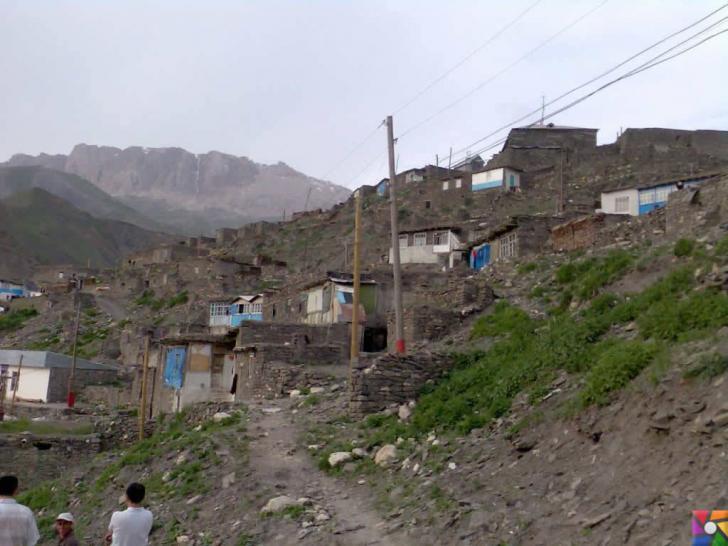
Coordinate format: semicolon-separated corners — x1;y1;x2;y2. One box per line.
349;351;455;416
0;434;101;488
236;321;349;348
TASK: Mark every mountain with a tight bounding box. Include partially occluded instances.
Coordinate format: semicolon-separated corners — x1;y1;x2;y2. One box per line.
0;165;165;232
0;188;172;279
7;144;351;224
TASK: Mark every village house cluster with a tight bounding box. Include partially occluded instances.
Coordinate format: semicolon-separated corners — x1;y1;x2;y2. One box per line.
4;123;728;415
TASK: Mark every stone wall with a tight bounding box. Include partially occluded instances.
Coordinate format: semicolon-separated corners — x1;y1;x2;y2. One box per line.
235;358;335;398
47;367;119;403
551;213;630;252
349;351;455;416
236;321;349;349
666;177;728;237
0;434;101;488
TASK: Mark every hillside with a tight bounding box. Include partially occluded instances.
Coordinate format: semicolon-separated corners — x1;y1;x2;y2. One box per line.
0;188;171;278
0;166;164;232
7;145;352;231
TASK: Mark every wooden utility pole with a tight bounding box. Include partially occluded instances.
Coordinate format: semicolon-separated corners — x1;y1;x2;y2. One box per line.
66;289;81;408
386;116;405;354
559;148;565;214
349;189;363;387
10;354;24;414
138;332;151;441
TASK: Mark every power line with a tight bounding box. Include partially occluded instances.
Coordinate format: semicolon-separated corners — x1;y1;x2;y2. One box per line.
320;122;384;180
462;27;728;161
393;0;544;115
447;6;728;161
397;0;611;139
320;1;543;183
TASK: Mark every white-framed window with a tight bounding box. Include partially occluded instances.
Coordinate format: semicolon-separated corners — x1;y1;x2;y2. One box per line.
442;181;449;191
655;186;673;203
399;234;409;247
414;232;427;246
615;196;630;213
210;302;230;317
500;232;518;258
433;231;449;245
639;191;655;205
455;179;462;189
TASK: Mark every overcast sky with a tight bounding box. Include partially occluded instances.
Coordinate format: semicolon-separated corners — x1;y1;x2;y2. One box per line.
1;0;726;189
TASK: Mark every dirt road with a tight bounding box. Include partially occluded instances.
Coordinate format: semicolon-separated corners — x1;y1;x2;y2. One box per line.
246;398;412;546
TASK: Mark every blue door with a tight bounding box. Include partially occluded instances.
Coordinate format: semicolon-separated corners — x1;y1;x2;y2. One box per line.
164;346;186;389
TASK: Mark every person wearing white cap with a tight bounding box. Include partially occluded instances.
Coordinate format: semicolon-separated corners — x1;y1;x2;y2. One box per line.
54;512;79;546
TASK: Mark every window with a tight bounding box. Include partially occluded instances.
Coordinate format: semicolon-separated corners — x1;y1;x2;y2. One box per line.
442;181;449;191
655;186;673;203
399;234;409;247
500;232;518;258
455;179;462;189
615;196;630;213
639;191;655;205
433;231;449;245
413;232;427;246
209;302;230;317
425;200;431;209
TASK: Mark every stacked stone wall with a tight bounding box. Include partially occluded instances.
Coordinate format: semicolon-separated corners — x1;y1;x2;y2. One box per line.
349;351;455;416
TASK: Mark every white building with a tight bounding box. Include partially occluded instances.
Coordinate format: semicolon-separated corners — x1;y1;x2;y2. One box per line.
600;174;715;216
390;227;465;269
0;350;118;403
471;166;521;192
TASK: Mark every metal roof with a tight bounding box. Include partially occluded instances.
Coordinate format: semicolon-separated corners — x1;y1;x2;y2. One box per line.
0;350;118;371
601;172;723;194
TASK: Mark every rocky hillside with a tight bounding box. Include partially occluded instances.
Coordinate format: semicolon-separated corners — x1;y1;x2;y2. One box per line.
0;188;171;278
7;145;351;229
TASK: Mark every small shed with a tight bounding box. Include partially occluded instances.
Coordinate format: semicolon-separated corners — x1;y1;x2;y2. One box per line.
471;166;522;192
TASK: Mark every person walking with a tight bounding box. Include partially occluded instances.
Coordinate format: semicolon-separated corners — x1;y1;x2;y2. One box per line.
54;513;79;546
0;475;40;546
105;482;153;545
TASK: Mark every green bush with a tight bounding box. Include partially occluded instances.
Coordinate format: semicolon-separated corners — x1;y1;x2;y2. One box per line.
470;301;534;340
673;238;696;257
580;341;658;406
638;290;728;341
0;308;38;332
167;290;189;308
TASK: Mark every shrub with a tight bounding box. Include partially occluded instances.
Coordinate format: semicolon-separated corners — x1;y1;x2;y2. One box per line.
167;290;189;308
470;301;534;340
580;341;658;406
673;238;696;257
638;290;728;341
0;308;38;332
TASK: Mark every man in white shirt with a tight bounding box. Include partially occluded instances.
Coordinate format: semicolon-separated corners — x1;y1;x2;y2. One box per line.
105;482;153;546
0;475;40;546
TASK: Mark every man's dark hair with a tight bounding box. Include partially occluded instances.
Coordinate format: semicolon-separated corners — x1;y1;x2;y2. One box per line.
0;475;19;496
126;482;145;504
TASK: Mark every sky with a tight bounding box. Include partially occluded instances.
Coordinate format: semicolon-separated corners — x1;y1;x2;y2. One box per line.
1;0;726;189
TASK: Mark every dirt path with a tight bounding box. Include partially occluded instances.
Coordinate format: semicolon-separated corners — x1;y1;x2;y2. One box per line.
246;398;412;546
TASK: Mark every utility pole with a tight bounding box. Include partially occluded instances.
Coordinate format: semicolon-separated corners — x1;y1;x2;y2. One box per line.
386;116;405;354
66;286;81;408
349;189;362;388
541;95;546;125
138;331;151;441
10;354;24;415
559;148;565;214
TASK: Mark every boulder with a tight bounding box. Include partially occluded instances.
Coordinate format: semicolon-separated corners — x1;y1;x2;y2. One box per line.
328;452;353;468
351;448;368;459
310;387;325;394
374;444;397;467
398;404;412;422
289;389;302;398
212;412;231;423
261;495;299;514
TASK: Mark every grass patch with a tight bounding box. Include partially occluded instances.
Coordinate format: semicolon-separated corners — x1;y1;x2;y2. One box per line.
0;419;93;435
0;308;38;332
554;249;633;300
673;238;696;257
684;353;728;380
167;290;189;308
17;481;70;539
